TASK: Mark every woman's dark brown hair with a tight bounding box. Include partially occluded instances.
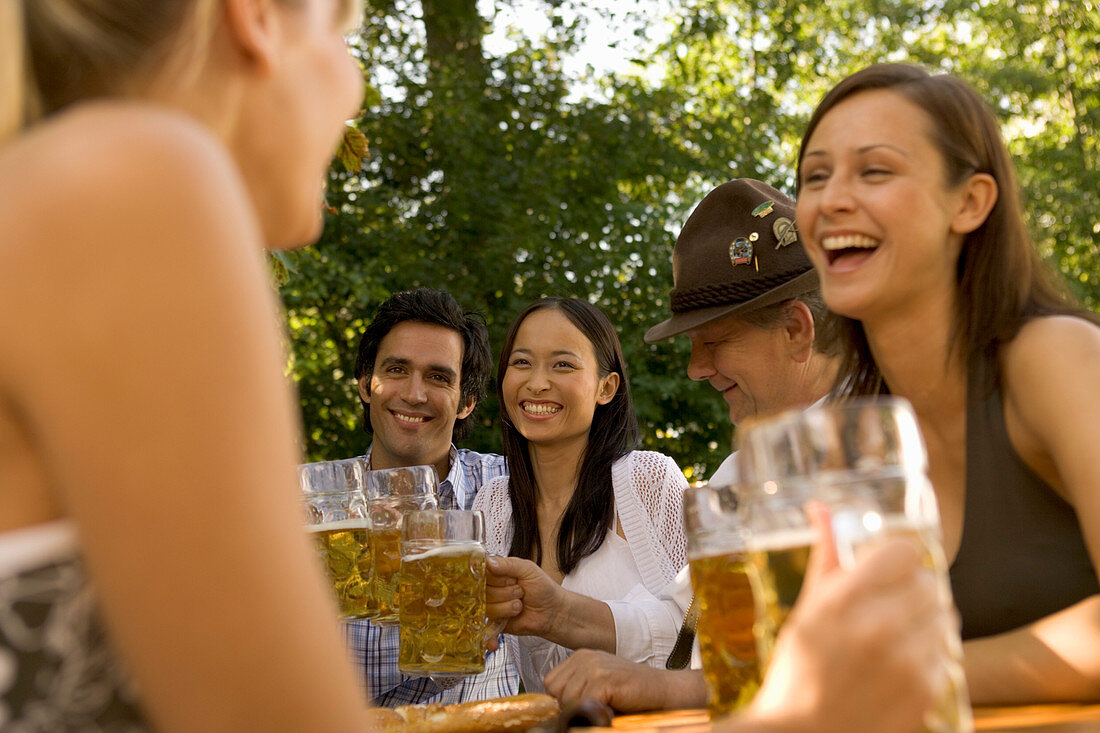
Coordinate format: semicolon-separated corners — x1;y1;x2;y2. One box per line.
796;63;1096;397
498;297;640;575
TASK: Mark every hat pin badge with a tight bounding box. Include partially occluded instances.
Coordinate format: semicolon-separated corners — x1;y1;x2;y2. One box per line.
773;217;798;248
730;237;753;266
751;201;775;218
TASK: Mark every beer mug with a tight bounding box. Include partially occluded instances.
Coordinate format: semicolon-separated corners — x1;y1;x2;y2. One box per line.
735;483;815;669
396;509;488;682
738;397;973;733
361;464;439;625
298;458;373;620
683;483;761;719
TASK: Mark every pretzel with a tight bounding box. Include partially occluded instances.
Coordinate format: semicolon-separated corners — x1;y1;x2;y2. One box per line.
376;692;561;733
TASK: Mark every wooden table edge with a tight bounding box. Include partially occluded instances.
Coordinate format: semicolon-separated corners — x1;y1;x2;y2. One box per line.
566;704;1100;731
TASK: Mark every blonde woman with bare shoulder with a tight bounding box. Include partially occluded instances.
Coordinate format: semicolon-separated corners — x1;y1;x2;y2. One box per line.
0;1;379;730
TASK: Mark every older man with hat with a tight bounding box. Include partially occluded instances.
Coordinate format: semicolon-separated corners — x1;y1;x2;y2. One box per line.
645;177;838;483
486;179;840;709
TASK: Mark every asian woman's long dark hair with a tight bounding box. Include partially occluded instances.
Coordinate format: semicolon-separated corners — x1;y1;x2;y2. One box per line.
498;298;640;574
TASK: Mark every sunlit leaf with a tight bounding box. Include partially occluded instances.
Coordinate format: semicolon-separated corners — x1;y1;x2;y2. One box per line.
336;124;370;172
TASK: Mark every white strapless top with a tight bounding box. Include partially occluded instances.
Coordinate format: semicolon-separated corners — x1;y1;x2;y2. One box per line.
0;519;78;577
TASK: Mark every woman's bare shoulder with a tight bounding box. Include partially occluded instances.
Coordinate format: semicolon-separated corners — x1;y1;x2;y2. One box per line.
1000;316;1100;497
1;103;260;279
0;103;266;383
0;103;256;265
1004;315;1100;376
4;103;231;178
1002;316;1100;414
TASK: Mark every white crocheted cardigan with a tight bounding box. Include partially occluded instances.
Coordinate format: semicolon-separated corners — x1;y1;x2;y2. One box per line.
473;450;688;692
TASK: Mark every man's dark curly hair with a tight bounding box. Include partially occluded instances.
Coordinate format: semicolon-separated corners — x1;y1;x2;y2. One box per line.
354;288;490;442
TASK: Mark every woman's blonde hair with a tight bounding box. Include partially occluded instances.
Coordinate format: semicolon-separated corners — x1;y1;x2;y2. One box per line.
2;0;363;147
1;0;26;142
1;0;217;143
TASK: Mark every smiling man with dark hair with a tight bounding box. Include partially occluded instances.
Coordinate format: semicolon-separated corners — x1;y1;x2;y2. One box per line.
345;287;515;707
354;287;490;452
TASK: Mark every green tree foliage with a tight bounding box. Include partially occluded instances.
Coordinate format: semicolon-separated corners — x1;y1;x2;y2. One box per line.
281;0;1099;473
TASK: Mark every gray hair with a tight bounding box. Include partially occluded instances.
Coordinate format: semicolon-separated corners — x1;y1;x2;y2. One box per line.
738;290;837;355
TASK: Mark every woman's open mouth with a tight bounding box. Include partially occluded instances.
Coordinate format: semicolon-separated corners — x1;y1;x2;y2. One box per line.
521;401;562;416
821;233;879;266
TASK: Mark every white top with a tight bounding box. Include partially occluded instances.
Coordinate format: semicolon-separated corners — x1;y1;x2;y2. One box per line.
708;451;740;490
607;452;740;672
562;530;637;598
474;450;688;692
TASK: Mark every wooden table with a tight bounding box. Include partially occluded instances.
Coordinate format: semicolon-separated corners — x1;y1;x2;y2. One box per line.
973;704;1100;731
570;704;1100;732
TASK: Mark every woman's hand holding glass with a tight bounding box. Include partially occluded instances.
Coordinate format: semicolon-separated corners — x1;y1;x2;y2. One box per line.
737;397;972;733
485;555;565;639
748;512;954;733
485;554;620;655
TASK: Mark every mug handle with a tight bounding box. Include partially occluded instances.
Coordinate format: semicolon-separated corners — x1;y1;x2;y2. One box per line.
483;553;509;645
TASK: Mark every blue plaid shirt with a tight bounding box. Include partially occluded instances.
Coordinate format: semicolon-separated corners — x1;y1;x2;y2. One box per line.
344;447;516;706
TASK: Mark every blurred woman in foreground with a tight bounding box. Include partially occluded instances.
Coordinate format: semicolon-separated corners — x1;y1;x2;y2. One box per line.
0;3;955;730
796;62;1100;703
0;1;374;730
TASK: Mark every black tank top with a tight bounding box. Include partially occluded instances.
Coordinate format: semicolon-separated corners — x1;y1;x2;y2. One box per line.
949;367;1099;640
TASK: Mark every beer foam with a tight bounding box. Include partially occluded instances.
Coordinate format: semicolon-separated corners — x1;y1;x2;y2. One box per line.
402;542;486;563
749;527;817;551
689;547;748;563
307;519;369;533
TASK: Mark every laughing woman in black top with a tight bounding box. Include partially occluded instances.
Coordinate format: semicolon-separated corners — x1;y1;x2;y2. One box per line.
795;63;1100;703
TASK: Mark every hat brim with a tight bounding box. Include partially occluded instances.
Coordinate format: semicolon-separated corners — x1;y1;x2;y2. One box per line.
644;269;819;343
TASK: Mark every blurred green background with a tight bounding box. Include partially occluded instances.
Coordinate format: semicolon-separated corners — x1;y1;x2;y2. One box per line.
278;0;1099;477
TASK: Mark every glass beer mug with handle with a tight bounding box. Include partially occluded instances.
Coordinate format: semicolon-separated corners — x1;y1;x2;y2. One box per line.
298;458;373;620
361;464;440;625
683;482;762;719
397;509;488;685
738;396;974;733
735;479;816;670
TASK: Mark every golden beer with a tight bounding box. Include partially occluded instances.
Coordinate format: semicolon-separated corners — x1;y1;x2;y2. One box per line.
689;550;761;717
369;527;402;624
367;486;438;625
749;529;813;667
309;519;374;619
397;542;487;676
740;399;973;732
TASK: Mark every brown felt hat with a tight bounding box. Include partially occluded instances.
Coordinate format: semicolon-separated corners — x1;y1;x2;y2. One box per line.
644;179;818;343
